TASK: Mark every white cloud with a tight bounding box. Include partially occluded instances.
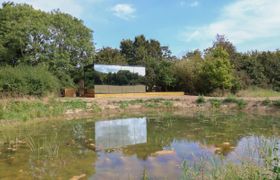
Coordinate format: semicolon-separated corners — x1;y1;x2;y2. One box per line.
0;0;103;18
181;0;280;51
0;0;84;17
111;3;136;20
179;0;199;8
190;1;199;7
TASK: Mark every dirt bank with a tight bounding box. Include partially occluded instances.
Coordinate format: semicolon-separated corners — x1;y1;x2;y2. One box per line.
64;95;280;116
1;95;280;127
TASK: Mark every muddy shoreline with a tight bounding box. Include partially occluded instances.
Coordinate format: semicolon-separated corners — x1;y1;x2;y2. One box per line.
1;95;280;128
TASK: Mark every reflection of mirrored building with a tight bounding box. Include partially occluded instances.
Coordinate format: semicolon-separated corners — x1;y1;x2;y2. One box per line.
95;118;147;149
85;64;146;94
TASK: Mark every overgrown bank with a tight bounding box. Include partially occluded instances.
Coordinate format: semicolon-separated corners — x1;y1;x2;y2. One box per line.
1;96;280;122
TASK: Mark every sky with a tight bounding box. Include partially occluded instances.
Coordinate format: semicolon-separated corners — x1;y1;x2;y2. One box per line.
95;64;146;76
1;0;280;56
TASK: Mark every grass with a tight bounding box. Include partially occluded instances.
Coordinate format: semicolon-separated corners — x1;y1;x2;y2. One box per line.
237;87;280;97
205;96;247;109
223;95;247;109
261;99;280;108
272;100;280;107
0;99;100;121
179;138;280;180
115;98;174;109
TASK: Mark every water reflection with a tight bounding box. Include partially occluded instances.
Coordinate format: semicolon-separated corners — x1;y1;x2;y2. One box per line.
95;118;147;149
1;113;280;179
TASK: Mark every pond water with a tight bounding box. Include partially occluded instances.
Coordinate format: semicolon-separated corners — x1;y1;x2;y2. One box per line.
1;111;280;179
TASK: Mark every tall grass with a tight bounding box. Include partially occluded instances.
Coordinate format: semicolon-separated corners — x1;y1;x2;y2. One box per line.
223;95;247;109
114;98;174;109
180;137;280;180
237;87;280;97
0;99;97;121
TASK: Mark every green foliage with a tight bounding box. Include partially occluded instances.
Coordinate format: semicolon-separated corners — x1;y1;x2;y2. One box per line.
236;99;247;109
1;3;280;95
120;35;176;91
174;50;204;94
0;99;94;121
223;96;247;109
0;66;59;96
114;98;174;109
209;99;222;108
196;96;206;104
237;87;280;97
0;100;63;121
262;98;271;106
62;100;87;109
95;47;127;65
223;95;238;104
0;3;94;87
119;101;129;109
163;100;173;107
272;100;280;108
200;47;235;94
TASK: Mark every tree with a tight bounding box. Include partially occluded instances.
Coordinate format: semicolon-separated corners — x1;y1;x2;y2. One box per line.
0;3;95;87
120;35;174;91
95;47;127;65
205;34;237;62
257;51;280;90
200;47;235;94
156;60;176;91
173;50;204;94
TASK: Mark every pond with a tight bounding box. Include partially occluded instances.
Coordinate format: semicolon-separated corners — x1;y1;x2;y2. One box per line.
1;111;280;179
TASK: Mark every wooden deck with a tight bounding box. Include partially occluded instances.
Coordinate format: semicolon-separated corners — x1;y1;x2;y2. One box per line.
95;92;185;98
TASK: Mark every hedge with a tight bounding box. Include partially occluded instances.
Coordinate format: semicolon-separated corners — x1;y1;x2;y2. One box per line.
0;66;59;97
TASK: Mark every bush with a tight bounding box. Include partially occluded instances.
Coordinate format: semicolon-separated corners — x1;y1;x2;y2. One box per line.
272;100;280;107
196;96;206;104
262;98;271;106
223;95;247;109
0;66;59;97
209;98;222;108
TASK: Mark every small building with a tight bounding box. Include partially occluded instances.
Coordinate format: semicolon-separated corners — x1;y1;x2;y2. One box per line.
85;64;146;94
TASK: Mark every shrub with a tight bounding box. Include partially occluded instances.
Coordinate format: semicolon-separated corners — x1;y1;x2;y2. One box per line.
196;96;206;104
223;95;247;109
272;100;280;107
0;66;59;97
236;99;247;109
223;95;238;103
262;98;271;106
209;98;222;108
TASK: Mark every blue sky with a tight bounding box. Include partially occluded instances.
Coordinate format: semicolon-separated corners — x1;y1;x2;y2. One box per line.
2;0;280;56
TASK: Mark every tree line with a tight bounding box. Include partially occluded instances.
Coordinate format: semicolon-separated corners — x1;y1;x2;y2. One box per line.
0;2;280;96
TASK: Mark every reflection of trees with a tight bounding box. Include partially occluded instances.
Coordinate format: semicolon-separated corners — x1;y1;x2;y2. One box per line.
106;70;145;85
0;121;97;179
122;113;280;159
91;70;145;86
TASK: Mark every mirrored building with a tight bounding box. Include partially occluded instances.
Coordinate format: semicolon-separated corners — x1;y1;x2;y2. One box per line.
85;64;146;94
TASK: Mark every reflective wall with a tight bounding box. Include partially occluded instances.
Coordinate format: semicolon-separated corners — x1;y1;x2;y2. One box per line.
95;118;147;149
87;64;146;93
